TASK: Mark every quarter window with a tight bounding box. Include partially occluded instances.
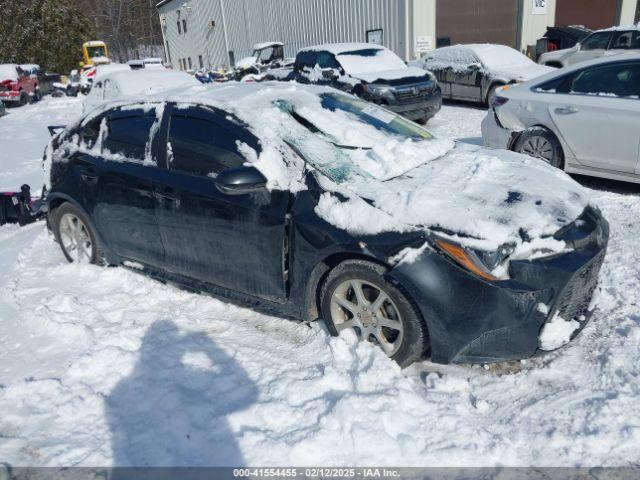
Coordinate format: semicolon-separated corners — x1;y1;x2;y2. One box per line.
581;32;612;51
610;31;640;50
167;109;256;177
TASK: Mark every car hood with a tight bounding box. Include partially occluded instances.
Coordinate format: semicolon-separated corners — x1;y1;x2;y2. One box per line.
493;64;556;82
320;143;590;254
350;67;429;84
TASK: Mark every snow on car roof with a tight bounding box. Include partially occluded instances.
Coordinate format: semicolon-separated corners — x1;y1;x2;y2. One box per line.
0;64;19;81
301;43;385;55
598;24;640;32
98;69;199;95
253;41;283;50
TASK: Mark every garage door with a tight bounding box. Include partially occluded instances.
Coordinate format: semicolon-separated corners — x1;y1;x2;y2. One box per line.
436;0;518;48
555;0;618;30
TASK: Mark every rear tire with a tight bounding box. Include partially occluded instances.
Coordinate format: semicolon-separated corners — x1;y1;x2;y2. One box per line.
514;127;564;169
52;203;104;265
320;259;428;367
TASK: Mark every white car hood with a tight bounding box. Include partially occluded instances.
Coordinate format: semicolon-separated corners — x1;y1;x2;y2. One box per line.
334;143;590;252
350;67;429;83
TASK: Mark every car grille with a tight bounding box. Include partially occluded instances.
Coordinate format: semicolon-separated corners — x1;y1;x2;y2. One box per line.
556;250;605;322
394;82;435;104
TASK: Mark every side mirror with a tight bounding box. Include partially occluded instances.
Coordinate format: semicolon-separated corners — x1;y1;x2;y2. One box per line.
468;63;482;71
215;166;267;195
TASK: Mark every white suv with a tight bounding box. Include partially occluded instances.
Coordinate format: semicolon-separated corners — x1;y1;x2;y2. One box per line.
539;26;640;68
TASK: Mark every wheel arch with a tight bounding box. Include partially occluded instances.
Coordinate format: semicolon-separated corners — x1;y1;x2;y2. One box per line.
514;124;566;169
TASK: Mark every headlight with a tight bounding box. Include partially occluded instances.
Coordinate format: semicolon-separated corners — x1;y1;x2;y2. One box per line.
434;239;513;281
364;83;392;96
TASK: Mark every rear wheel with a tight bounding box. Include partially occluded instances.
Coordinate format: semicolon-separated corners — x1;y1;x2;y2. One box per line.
321;260;428;367
514;127;564;169
52;203;104;265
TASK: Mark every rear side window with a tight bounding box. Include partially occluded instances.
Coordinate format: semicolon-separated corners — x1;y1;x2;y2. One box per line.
316;52;340;69
102;109;157;161
581;32;612;51
570;62;640;97
295;51;317;71
167;108;256;177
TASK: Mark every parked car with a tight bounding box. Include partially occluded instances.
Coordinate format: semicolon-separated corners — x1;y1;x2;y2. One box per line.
235;42;293;80
127;60;145;70
20;64;61;95
539;26;640;68
535;26;592;61
83;69;200;113
43;83;608;366
0;64;40;106
276;43;442;123
482;54;640;184
143;58;166;70
412;44;554;105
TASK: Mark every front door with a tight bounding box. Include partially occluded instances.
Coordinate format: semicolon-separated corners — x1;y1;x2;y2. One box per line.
155;104;290;302
549;61;640;173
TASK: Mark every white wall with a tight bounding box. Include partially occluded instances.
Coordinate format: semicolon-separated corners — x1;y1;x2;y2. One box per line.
411;0;437;60
519;0;556;53
618;0;638;25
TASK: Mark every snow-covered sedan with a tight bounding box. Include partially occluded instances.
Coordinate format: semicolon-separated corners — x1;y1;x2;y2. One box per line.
412;44;554;105
482;54;640;184
44;83;608;366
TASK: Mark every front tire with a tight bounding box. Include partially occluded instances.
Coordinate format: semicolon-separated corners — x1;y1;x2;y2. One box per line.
514;127;564;168
320;260;428;367
52;203;104;265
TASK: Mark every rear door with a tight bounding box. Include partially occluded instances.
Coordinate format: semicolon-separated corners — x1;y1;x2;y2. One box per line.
155;104;291;302
548;60;640;173
450;48;482;101
85;105;166;267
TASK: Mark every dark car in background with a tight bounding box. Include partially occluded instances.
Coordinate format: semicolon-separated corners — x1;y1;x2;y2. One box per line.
43;83;608;367
20;64;61;96
535;26;593;61
271;43;441;124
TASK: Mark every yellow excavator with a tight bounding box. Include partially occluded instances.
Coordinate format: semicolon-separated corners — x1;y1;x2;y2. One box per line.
81;41;111;67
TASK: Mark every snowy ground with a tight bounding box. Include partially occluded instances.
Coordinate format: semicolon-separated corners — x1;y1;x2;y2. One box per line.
0;94;639;467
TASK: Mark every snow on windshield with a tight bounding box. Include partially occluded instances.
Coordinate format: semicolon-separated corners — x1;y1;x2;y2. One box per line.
0;65;18;81
337;48;407;75
222;86;453;187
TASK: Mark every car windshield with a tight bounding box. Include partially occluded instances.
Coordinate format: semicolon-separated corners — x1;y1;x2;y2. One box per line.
336;48;407;75
87;46;106;59
473;45;535;70
276;92;449;184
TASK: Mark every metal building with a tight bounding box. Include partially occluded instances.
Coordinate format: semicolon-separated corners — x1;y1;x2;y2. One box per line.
156;0;437;70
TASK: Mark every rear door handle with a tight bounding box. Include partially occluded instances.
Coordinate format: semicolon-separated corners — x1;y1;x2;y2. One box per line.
554;106;579;115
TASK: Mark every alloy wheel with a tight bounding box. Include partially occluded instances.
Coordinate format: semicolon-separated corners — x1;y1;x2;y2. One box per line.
58;213;94;263
520;136;554;163
329;278;404;356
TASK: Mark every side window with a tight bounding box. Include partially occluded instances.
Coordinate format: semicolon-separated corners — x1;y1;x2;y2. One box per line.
296;51;317;71
167;108;255;177
570;62;640;97
316;52;340;69
581;32;612;51
79;117;102;149
102;108;157;161
610;31;639;50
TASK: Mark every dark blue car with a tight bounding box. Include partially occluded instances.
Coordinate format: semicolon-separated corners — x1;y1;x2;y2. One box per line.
44;83;608;366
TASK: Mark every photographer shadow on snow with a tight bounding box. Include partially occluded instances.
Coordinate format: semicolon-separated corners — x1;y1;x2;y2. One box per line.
105;320;258;468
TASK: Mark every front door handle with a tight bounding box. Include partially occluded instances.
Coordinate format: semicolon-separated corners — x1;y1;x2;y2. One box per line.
554;106;579;115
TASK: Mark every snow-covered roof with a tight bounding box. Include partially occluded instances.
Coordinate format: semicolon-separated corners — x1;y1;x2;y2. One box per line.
0;64;19;81
301;43;385;55
84;41;106;47
20;64;40;72
598;24;640;32
99;69;198;95
253;42;283;50
94;63;131;80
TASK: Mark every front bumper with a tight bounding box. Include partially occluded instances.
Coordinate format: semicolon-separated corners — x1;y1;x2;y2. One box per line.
0;91;20;102
388;207;609;364
481;108;517;150
384;88;442;121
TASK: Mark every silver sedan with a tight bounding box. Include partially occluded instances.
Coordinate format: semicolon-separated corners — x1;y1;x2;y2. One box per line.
482;53;640;184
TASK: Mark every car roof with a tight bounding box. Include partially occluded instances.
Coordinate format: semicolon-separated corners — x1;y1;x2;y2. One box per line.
596;24;640;33
253;41;283;50
299;43;387;55
521;51;640;86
